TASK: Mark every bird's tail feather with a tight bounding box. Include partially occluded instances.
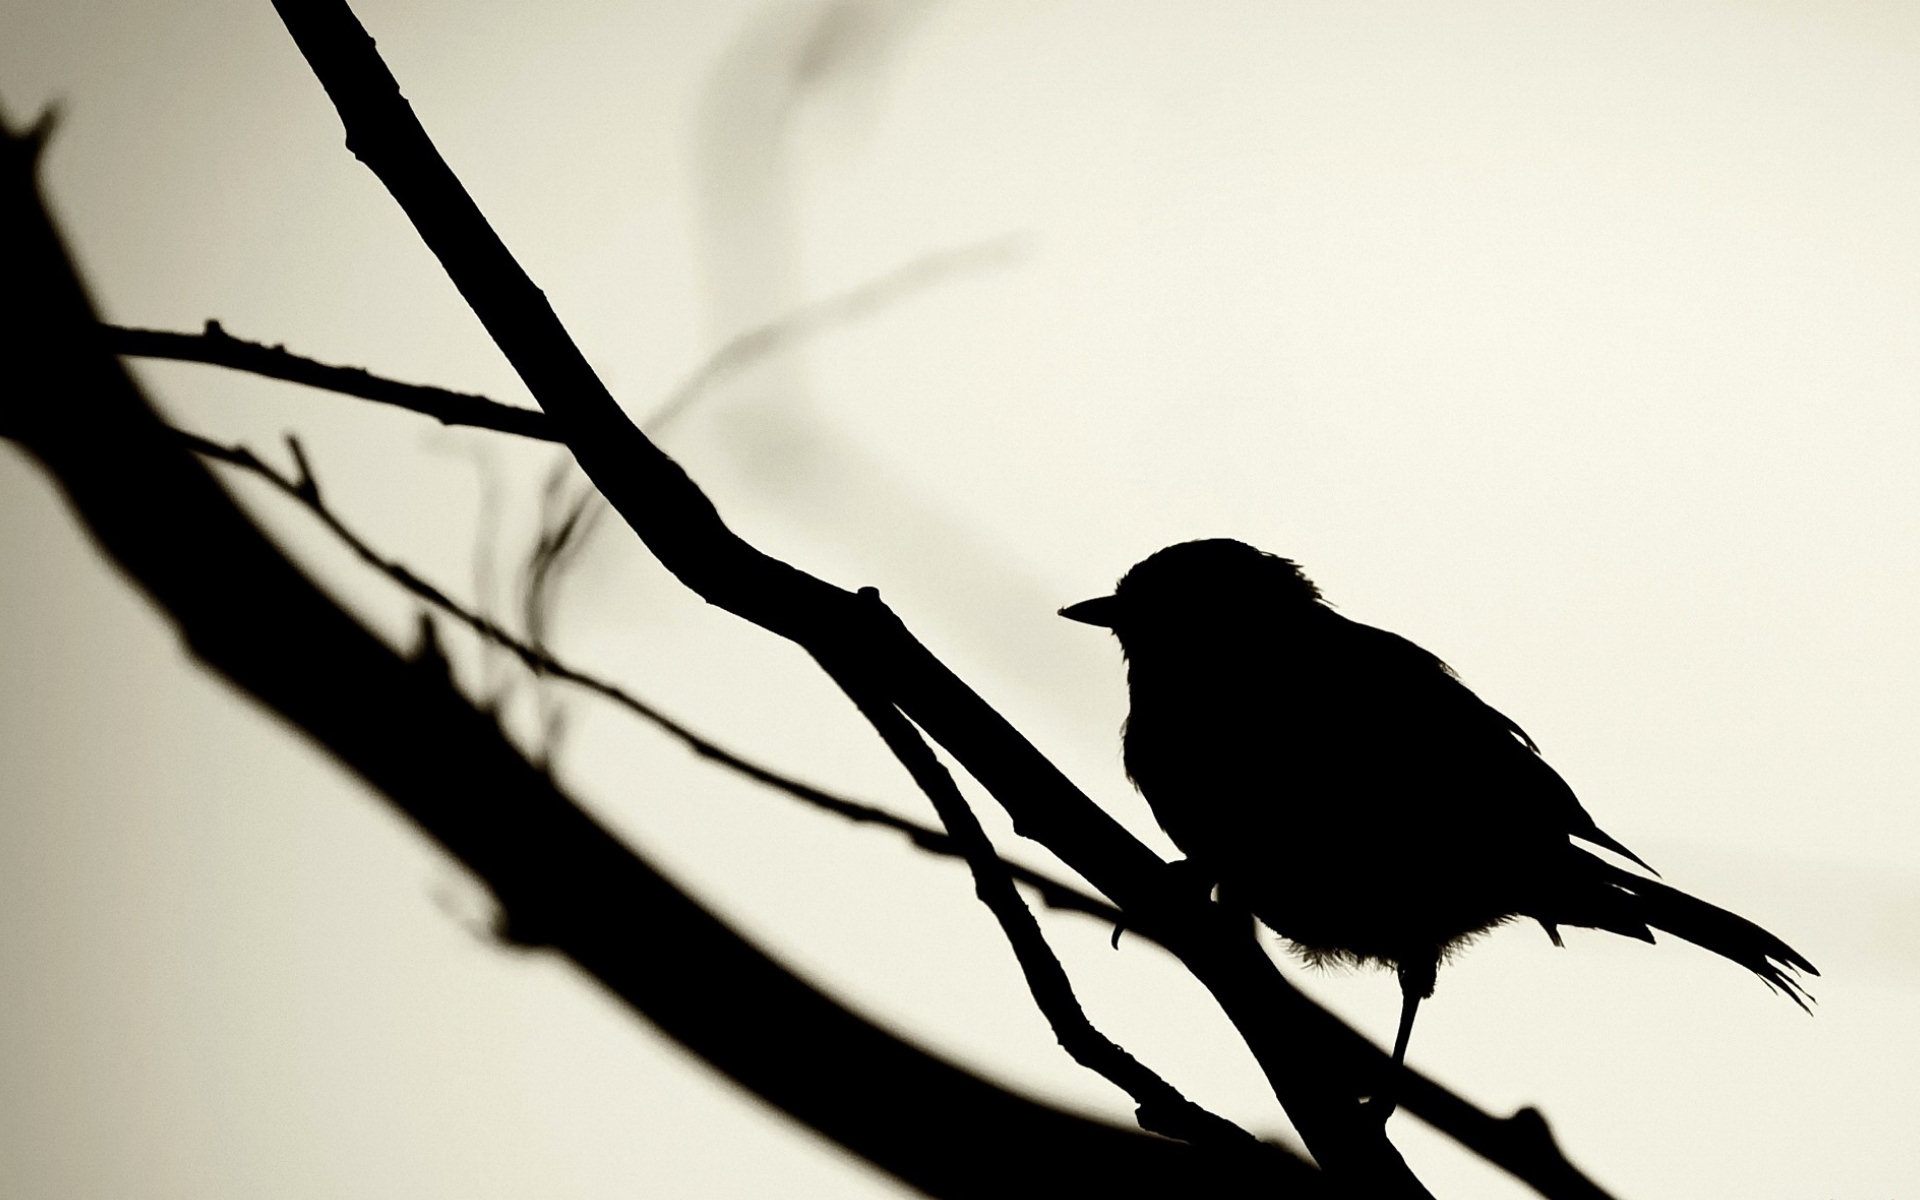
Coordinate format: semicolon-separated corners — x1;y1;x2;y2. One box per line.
1575;825;1658;876
1581;851;1818;1011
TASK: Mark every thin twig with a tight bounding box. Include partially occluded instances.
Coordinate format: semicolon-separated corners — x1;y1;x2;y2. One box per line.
520;235;1029;650
175;425;1128;930
107;235;1024;662
103;239;1018;449
642;236;1026;434
825;596;1269;1154
522;452;599;654
103;319;555;441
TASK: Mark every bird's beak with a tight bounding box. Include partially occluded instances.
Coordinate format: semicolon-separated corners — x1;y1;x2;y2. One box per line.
1058;595;1120;628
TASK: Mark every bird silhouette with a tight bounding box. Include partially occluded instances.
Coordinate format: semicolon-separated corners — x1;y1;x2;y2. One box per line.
1061;538;1814;1109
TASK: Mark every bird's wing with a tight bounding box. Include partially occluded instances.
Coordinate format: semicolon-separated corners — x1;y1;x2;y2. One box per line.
1335;617;1656;874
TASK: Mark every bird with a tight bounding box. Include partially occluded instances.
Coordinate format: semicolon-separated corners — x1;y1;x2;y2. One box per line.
1060;538;1814;1108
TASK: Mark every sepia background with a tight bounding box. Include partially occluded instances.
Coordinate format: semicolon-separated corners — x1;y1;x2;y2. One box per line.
3;2;1917;1196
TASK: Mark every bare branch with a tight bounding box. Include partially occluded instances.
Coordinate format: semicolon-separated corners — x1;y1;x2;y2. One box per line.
823;598;1269;1155
176;423;1131;931
101;237;1019;453
258;6;1617;1194
1;112;1319;1199
643;236;1026;434
523;235;1028;654
522;451;600;653
102;319;555;441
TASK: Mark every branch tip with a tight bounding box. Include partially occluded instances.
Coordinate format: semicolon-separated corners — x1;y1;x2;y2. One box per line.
284;434;320;504
25;104;61;162
0;102;56;175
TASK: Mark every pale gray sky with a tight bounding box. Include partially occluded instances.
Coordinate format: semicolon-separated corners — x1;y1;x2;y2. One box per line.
4;2;1917;1197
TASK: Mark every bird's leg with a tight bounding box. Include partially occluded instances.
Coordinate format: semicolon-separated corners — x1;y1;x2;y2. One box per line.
1370;958;1437;1122
1389;986;1420;1071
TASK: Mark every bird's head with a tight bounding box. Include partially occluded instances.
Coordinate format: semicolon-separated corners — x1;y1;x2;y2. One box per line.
1059;539;1324;648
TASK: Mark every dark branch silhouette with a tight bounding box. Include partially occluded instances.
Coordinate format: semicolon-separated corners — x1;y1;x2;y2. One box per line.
1;112;1319;1199
100;239;1021;448
524;234;1029;659
164;424;1646;1195
104;235;1027;686
127;312;1253;1144
824;637;1277;1155
258;3;1622;1194
101;319;554;439
175;423;1132;931
266;0;1431;1183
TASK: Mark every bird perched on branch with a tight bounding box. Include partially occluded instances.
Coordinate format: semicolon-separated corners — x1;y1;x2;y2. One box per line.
1061;539;1814;1107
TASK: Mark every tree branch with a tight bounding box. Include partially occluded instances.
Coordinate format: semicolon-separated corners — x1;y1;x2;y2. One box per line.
169;386;1282;1163
180;424;1607;1197
261;6;1618;1193
101;319;555;440
176;423;1132;931
822;617;1265;1153
643;236;1026;434
1;110;1320;1199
